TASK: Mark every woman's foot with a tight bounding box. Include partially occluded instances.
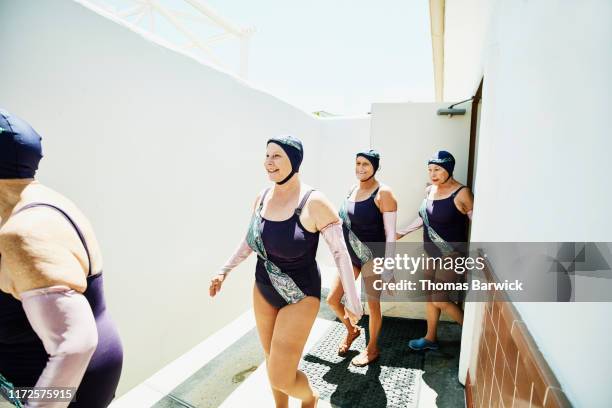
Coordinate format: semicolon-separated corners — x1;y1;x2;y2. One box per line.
351;347;380;367
338;326;361;356
407;337;439;351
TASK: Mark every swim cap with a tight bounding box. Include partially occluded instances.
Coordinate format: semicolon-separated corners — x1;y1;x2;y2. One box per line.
0;109;43;179
356;150;380;174
428;150;455;180
267;136;303;185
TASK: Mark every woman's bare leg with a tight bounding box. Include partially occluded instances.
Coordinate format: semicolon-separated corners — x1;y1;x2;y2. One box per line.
253;285;288;408
267;296;320;408
326;265;361;354
352;265;382;365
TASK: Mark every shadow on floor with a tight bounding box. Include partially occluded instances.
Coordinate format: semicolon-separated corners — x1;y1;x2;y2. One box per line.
311;297;464;408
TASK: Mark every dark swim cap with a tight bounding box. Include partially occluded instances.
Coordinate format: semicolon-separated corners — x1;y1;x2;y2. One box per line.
0;109;43;179
356;149;380;174
428;150;455;179
267;136;303;184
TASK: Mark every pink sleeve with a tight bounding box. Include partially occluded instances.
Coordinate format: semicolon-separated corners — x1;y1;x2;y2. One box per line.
215;238;253;278
320;221;363;319
397;216;424;238
20;286;98;408
382;212;397;282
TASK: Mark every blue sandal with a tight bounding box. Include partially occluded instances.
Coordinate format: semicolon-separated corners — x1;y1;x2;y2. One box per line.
408;337;439;351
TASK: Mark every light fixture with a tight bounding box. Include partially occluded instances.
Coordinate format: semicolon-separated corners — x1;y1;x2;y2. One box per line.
437;97;473;117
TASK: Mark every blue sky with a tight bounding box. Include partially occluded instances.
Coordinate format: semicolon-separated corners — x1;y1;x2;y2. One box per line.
103;0;435;115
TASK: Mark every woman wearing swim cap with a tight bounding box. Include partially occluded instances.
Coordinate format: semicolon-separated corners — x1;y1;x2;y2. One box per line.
327;150;398;366
210;136;363;408
0;109;123;407
397;150;473;351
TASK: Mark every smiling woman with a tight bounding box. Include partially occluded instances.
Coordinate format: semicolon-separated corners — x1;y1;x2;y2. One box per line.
209;135;364;408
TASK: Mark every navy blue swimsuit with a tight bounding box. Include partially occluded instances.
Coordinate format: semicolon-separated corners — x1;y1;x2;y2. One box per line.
255;190;321;308
0;203;123;407
422;186;469;257
343;186;386;267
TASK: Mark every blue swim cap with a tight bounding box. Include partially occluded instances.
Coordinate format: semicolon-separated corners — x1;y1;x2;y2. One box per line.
0;109;43;179
267;136;303;184
428;150;455;177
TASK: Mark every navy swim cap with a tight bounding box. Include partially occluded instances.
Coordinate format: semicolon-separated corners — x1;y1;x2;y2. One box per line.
267;136;303;184
356;149;380;174
0;109;43;179
428;150;455;179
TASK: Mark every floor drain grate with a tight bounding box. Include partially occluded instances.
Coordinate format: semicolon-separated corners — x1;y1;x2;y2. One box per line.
299;316;427;408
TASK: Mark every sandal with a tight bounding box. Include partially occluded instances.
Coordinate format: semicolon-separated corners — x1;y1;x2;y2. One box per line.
338;327;361;356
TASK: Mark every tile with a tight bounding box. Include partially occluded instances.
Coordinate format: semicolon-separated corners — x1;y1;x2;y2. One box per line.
514;356;532;408
511;326;551;407
490;376;501;407
477;358;487;406
486;299;494;318
481;350;493;408
497;307;518;382
543;386;571;408
500;361;515;408
494;342;505;378
483;312;497;364
512;384;531;408
491;301;502;333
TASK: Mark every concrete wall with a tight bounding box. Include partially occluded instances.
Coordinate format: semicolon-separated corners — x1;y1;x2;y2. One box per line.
443;0;489;101
369;102;471;320
0;0;475;397
370;102;471;228
454;0;612;406
0;0;369;394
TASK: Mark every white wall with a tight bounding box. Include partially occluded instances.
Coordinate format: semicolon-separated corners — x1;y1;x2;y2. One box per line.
370;102;471;227
443;0;489;101
0;0;476;398
460;1;612;406
0;0;371;394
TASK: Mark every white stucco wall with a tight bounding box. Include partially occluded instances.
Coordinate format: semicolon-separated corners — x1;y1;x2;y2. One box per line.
0;0;371;394
0;0;476;399
452;1;612;406
370;102;471;227
443;0;489;101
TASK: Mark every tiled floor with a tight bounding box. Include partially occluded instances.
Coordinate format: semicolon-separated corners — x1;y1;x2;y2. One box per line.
114;295;464;407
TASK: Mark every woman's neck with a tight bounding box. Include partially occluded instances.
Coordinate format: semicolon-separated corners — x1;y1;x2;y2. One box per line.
359;177;378;191
0;179;35;221
434;178;458;193
273;173;301;196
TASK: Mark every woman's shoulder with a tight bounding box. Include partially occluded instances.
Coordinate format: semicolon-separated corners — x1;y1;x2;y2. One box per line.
453;185;473;204
376;183;395;196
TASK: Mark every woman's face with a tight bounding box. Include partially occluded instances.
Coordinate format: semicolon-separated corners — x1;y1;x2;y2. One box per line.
355;156;375;181
428;164;449;185
264;143;292;183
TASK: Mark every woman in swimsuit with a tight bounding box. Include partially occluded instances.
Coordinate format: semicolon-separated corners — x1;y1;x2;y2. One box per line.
0;109;123;407
327;150;397;366
209;136;363;408
396;150;473;351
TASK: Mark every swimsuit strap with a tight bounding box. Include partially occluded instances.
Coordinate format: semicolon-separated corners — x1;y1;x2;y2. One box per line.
258;188;271;211
295;189;315;216
370;186;380;198
14;203;92;276
451;185;466;199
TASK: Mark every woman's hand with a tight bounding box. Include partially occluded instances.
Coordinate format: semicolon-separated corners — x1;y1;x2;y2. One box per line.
209;273;225;297
344;307;361;328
